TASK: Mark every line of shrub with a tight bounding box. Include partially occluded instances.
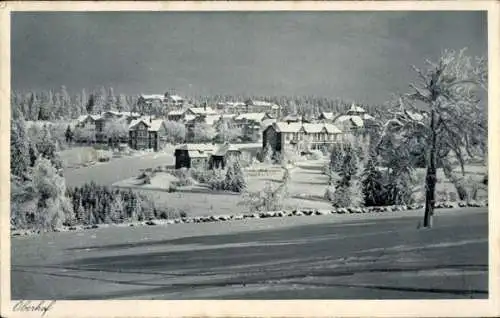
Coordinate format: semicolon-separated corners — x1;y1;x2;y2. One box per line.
12;199;487;236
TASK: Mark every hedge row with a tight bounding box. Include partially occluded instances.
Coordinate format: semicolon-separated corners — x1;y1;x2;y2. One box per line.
12;200;487;236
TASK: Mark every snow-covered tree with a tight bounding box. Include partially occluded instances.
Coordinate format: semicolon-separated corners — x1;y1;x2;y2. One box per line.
240;166;290;212
36;125;62;170
224;157;247;192
395;48;487;227
74;126;96;144
105;87;116;111
193;123;216;143
104;119;128;148
361;153;384;206
109;194;125;223
65;125;74;144
59;85;72;119
32;158;73;231
10;118;30;179
116;94;129;112
263;143;274;165
215;120;241;143
80;89;88;115
86;93;96;114
164;120;186;144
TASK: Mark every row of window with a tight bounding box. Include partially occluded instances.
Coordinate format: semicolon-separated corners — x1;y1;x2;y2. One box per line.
283;132;338;142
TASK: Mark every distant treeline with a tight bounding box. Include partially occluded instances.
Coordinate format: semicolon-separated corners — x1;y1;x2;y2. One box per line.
12;87;393;122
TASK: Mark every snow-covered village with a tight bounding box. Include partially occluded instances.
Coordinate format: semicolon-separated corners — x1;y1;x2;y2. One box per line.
8;9;489;302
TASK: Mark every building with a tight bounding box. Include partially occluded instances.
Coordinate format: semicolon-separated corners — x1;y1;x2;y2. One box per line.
263;122;343;155
174;144;217;169
245;100;281;117
164;92;185;107
233;112;274;142
136;94;165;114
75;114;100;129
216;101;247;113
333;104;378;132
188;106;218;117
174;143;243;170
166;106;218;122
209;143;242;169
128;118;166;152
166;109;187;122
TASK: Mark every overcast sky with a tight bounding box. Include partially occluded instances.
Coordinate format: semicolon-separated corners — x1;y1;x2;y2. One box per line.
11;11;487;104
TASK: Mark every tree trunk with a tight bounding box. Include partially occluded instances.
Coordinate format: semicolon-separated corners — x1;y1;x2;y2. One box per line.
424;109;437;228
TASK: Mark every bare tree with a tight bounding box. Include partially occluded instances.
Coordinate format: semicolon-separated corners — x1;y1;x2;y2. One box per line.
393;48;487;228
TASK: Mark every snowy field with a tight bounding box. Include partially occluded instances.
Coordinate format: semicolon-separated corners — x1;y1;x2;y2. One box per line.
11;208;487;299
61;151;487;218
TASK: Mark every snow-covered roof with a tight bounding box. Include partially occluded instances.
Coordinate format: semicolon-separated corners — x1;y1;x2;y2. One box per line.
76;115;90;123
283;114;300;122
302;123;342;134
323;123;342;134
90;114;102;121
140;94;165;100
128;118;163;131
335;115;364;128
213;143;241;156
105;111;140;118
273;122;303;133
218;101;246;107
128;118;148;130
183;114;197;122
188;150;209;158
261;118;277;129
176;144;216;152
220;114;236;120
302;123;326;134
247;100;279;109
188;107;217;115
319;112;335;120
234;112;268;122
204;115;222;126
271;122;342;134
346;104;366;114
148;119;165;132
167;109;186;116
167;94;184;102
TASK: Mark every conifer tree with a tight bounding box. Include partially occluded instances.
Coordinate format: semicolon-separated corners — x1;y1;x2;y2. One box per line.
86;93;95;114
224;157;247;192
10;117;30;179
361;152;384;206
105;87;116;111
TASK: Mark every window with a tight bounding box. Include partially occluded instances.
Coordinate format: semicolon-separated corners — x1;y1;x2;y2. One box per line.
137;128;147;138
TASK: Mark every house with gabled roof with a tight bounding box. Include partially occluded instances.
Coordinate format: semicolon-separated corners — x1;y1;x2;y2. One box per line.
174;143;217;169
164;92;185;107
245;100;281;117
166;105;218;122
333;103;378;133
231;112;274;142
128;117;166;152
174;143;242;170
263;121;342;155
